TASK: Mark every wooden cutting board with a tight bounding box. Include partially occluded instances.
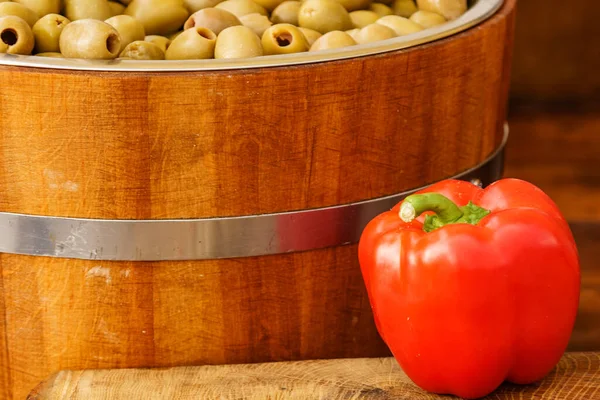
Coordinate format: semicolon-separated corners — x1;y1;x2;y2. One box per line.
28;353;600;399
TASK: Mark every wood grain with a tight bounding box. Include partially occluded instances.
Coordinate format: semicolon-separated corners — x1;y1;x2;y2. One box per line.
510;0;600;101
0;246;390;400
0;1;516;399
0;260;11;400
567;223;600;353
27;353;600;400
505;103;600;221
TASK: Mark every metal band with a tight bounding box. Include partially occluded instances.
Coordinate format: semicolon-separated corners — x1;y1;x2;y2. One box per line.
0;0;503;72
0;125;509;262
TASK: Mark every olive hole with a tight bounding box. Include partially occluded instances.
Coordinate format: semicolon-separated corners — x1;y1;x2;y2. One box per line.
275;32;293;47
196;28;216;40
1;29;18;46
106;33;119;54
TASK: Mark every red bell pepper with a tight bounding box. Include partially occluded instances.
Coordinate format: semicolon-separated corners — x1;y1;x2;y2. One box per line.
358;179;580;399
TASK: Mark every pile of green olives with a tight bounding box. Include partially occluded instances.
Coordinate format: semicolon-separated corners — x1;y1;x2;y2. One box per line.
0;0;468;60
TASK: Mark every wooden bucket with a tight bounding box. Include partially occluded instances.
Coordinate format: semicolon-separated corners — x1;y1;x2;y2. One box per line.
0;0;515;397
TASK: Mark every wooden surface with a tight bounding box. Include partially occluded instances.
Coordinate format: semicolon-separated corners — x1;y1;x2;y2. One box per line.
0;246;392;400
569;223;600;352
510;0;600;101
505;103;600;222
28;353;600;400
0;2;516;400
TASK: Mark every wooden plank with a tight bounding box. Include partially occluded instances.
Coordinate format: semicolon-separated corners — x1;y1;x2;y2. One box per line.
569;223;600;352
505;103;600;221
510;0;600;101
0;255;156;400
0;258;12;400
27;353;600;400
0;245;390;400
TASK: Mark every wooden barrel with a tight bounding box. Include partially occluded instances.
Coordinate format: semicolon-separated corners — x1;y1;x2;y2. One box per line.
0;0;515;398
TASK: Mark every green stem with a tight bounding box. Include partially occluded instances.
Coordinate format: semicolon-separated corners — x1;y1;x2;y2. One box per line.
400;193;464;224
399;193;491;233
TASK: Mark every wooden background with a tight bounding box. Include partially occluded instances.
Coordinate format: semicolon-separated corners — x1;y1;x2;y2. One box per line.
509;0;600;102
505;0;600;352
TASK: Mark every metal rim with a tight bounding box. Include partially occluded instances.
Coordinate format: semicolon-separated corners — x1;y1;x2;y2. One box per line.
0;124;509;262
0;0;503;72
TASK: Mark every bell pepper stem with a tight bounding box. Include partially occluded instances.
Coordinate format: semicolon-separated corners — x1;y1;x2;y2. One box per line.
400;193;464;224
400;193;491;233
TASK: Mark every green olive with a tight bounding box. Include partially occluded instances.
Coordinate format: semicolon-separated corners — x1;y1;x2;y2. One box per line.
59;19;121;59
354;22;394;43
0;0;470;61
215;0;267;17
298;0;352;34
298;27;320;46
214;25;262;58
0;3;39;27
36;51;63;57
105;14;145;52
349;10;378;28
239;13;271;37
331;0;372;12
184;0;222;13
392;0;417;17
63;0;113;21
125;0;189;36
368;3;392;17
108;1;126;16
184;8;241;35
416;0;465;20
271;1;301;25
144;34;171;52
409;9;446;27
0;15;34;54
13;0;61;16
261;23;308;55
32;13;70;53
120;40;165;59
376;14;421;35
251;0;285;12
309;30;355;51
165;26;215;59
